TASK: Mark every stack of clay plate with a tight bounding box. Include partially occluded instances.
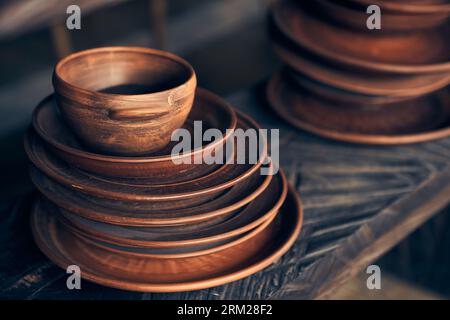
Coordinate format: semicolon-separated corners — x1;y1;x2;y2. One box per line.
24;47;303;293
267;0;450;144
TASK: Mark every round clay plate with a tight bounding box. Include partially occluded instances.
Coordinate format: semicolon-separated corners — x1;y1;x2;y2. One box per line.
30;186;303;293
38;198;277;260
25;111;267;204
266;72;450;145
51;171;287;250
269;24;450;98
29;161;273;226
272;0;450;74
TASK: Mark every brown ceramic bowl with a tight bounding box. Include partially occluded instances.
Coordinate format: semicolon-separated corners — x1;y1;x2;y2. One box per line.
53;46;197;156
314;0;450;32
32;89;237;182
272;0;450;75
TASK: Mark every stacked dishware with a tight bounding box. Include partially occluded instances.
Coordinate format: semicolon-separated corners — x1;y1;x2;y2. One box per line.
267;0;450;144
24;47;303;292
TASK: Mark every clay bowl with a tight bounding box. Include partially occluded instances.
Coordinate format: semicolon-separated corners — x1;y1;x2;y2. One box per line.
32;89;237;182
272;0;450;75
53;170;286;251
53;47;197;156
30;186;303;292
269;21;450;98
30;158;273;226
25;112;268;209
267;71;450;144
314;0;450;32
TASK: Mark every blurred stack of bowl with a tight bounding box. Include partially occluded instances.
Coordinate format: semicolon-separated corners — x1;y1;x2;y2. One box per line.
267;0;450;144
24;47;303;292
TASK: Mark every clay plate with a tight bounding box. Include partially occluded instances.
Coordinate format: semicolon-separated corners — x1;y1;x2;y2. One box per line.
25;111;267;207
33;89;237;182
266;72;450;144
30;186;303;292
53;170;287;249
272;0;450;74
269;22;450;98
39;198;277;259
29;161;273;226
288;71;410;106
314;0;450;32
348;0;450;13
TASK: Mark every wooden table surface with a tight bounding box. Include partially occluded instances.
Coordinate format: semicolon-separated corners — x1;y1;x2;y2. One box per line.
1;84;450;300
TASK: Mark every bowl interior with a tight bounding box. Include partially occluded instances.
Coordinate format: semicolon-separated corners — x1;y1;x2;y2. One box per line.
56;49;193;94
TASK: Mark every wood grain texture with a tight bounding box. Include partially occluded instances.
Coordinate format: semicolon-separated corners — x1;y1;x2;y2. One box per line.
2;85;450;299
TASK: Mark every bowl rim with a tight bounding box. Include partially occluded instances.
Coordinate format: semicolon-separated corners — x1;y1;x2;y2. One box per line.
32;88;238;163
53;46;196;99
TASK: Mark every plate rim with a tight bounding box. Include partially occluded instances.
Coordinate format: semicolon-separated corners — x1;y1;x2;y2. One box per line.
30;185;303;293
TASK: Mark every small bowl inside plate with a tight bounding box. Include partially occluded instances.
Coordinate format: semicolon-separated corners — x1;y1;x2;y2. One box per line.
53;47;197;155
32;88;237;182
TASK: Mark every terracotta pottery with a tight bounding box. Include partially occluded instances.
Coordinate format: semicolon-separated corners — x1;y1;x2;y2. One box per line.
288;71;410;106
30;161;273;226
314;0;450;32
53;47;197;156
266;72;450;144
30;186;303;292
60;213;275;259
348;0;450;13
24;114;268;207
32;89;237;182
272;0;450;74
53;170;286;250
269;23;450;98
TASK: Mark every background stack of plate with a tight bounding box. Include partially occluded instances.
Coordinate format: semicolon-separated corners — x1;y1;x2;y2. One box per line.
24;81;303;292
267;0;450;144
